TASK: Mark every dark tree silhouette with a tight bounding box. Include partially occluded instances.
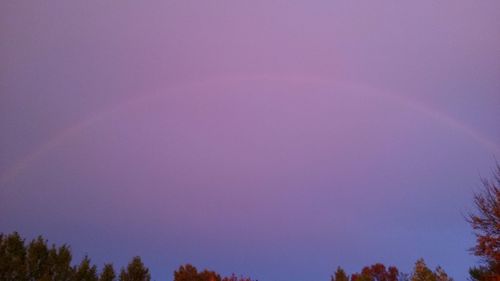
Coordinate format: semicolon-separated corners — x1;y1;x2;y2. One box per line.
174;264;200;281
331;266;349;281
51;244;74;281
199;269;221;281
0;232;28;281
350;263;398;281
26;236;50;281
467;164;500;280
100;263;116;281
410;259;452;281
74;255;98;281
174;264;222;281
119;256;150;281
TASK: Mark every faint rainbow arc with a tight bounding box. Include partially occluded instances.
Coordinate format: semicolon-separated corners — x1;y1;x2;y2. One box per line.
0;74;498;185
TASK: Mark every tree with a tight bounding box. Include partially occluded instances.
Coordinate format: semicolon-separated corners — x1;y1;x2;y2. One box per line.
119;256;150;281
26;236;50;281
100;263;116;281
410;259;453;281
411;259;436;281
467;164;500;279
434;267;452;281
174;264;201;281
0;232;28;281
174;264;226;281
350;263;399;281
52;244;74;281
74;255;98;281
199;269;221;281
331;266;349;281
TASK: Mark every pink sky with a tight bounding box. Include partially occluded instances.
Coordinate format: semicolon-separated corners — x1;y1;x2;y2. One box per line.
1;1;499;280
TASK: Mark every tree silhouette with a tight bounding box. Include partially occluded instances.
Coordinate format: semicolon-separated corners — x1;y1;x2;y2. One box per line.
26;236;50;281
410;259;452;281
52;244;74;281
174;264;224;281
174;264;199;281
331;266;349;281
100;263;116;281
467;164;500;279
74;255;98;281
119;256;150;281
350;263;398;281
0;232;28;281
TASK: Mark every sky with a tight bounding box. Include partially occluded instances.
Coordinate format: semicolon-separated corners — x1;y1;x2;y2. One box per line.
1;1;499;280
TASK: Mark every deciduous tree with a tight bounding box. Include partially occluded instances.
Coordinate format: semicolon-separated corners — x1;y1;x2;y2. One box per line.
467;164;500;279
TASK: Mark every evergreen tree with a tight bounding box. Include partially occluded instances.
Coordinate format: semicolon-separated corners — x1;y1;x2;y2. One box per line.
52;244;74;281
331;266;349;281
26;236;50;281
74;255;98;281
0;232;28;281
119;256;150;281
100;263;116;281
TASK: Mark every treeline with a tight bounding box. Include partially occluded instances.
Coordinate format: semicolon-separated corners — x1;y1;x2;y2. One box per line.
330;260;452;281
0;232;253;281
1;165;498;281
0;232;452;281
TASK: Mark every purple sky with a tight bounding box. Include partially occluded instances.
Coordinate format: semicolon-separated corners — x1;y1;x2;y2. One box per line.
1;1;499;280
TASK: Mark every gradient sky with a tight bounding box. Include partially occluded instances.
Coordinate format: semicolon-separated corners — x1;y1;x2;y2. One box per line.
1;1;499;281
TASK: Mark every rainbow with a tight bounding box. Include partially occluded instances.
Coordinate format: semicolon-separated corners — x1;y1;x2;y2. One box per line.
1;74;498;185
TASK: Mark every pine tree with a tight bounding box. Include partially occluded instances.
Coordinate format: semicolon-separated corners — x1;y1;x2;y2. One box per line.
26;236;50;281
74;255;98;281
0;232;28;281
331;266;349;281
119;256;150;281
100;263;116;281
52;244;74;281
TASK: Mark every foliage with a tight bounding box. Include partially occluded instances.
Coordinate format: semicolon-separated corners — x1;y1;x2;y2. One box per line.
100;264;116;281
467;164;500;278
410;259;436;281
74;256;98;281
174;264;222;281
119;256;150;281
331;266;349;281
1;232;459;281
0;232;120;281
0;232;28;281
351;263;399;281
332;260;452;281
410;259;452;281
